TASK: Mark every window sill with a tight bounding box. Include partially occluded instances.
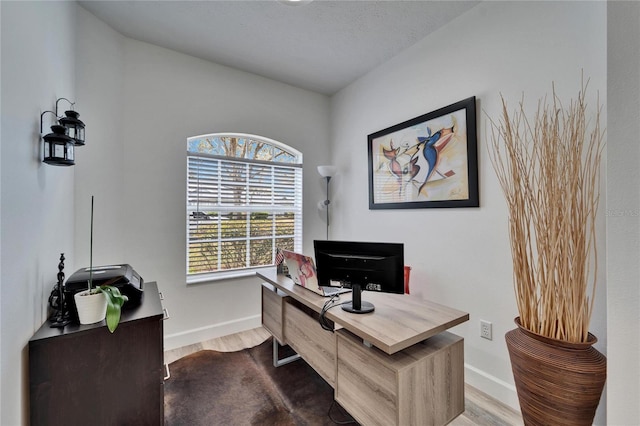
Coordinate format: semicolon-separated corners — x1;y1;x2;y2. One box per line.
187;266;276;285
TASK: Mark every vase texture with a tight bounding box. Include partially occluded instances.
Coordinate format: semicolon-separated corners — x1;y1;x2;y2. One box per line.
505;317;606;426
74;290;107;324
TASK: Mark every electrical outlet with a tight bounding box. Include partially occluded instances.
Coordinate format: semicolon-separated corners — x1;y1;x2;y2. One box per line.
480;320;493;340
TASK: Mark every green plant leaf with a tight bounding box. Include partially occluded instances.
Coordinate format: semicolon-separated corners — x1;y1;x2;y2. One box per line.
99;285;129;333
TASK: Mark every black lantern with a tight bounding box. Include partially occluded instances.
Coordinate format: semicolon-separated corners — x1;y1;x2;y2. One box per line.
56;98;85;146
58;110;85;146
43;125;75;166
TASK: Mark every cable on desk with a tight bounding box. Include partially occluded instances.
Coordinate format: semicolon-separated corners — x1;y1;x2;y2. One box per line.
319;294;344;332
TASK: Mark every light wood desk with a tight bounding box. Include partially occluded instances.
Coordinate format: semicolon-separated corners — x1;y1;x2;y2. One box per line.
258;271;469;426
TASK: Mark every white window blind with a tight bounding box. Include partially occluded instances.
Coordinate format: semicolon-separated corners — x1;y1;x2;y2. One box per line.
186;134;302;282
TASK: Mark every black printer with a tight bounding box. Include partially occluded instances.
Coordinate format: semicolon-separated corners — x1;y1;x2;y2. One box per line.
65;264;144;322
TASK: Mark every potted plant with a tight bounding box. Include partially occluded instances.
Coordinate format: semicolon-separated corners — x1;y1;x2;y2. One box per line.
74;195;129;332
74;278;129;332
487;79;606;425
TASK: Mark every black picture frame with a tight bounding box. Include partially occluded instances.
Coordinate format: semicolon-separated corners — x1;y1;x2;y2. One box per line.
368;96;478;209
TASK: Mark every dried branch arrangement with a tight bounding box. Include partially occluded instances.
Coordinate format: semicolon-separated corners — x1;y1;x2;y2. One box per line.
488;81;604;343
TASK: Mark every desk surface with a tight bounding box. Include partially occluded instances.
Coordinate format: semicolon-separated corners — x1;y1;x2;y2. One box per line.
257;271;469;354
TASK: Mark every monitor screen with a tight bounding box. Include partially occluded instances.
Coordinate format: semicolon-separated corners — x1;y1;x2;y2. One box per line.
314;240;404;295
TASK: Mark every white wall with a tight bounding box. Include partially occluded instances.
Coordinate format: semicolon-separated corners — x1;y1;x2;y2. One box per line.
74;17;332;349
74;7;126;268
1;2;77;425
607;2;640;424
330;1;607;421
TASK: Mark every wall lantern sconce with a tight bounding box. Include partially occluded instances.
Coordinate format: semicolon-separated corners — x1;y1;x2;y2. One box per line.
41;111;75;166
56;98;85;146
317;165;337;240
40;98;85;166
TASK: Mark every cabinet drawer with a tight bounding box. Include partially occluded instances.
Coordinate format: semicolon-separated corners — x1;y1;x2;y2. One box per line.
261;283;287;344
283;299;337;387
336;331;398;426
336;329;464;426
29;283;165;426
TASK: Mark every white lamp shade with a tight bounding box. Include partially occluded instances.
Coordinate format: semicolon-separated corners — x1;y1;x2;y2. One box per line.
317;165;337;178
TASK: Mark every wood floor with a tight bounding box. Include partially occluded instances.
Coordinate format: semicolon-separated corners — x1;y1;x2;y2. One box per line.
165;327;523;426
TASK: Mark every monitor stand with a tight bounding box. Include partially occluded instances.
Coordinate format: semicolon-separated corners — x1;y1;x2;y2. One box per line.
342;284;375;314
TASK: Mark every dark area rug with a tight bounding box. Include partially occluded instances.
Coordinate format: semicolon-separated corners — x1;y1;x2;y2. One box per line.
164;337;356;425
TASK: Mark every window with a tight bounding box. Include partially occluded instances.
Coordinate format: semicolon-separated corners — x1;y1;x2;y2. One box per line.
186;133;303;283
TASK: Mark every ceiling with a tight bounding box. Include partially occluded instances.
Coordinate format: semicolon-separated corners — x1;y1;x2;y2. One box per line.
79;0;479;95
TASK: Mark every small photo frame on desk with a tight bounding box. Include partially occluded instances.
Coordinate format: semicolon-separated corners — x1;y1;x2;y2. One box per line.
275;248;289;276
368;96;479;209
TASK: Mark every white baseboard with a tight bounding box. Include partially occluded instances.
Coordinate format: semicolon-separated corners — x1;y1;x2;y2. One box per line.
163;314;262;351
464;363;520;412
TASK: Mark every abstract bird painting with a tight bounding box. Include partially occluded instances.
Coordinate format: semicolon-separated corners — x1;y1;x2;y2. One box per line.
368;97;478;209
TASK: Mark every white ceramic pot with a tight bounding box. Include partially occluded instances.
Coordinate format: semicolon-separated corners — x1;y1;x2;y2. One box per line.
74;290;107;324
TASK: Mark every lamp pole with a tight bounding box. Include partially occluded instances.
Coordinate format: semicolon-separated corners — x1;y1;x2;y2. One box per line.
317;165;337;240
324;176;332;240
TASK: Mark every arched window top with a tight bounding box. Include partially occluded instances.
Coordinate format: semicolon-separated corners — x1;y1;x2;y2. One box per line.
187;133;302;164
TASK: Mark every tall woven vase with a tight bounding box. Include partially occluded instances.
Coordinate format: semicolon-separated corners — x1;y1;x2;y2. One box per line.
505;318;606;426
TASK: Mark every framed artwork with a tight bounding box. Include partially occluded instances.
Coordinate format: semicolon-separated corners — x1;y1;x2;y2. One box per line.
368;96;478;209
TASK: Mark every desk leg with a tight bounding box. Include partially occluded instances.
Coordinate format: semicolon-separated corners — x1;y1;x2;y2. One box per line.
272;338;301;368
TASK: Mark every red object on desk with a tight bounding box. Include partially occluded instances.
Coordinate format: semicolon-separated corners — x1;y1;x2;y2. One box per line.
404;266;411;294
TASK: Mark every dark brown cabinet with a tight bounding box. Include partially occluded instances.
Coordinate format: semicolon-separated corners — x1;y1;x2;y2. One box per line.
29;282;165;426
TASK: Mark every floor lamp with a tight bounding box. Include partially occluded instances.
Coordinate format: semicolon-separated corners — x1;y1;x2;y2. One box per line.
317;165;337;240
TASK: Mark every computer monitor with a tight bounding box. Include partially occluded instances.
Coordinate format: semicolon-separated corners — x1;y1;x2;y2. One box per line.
314;240;404;314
